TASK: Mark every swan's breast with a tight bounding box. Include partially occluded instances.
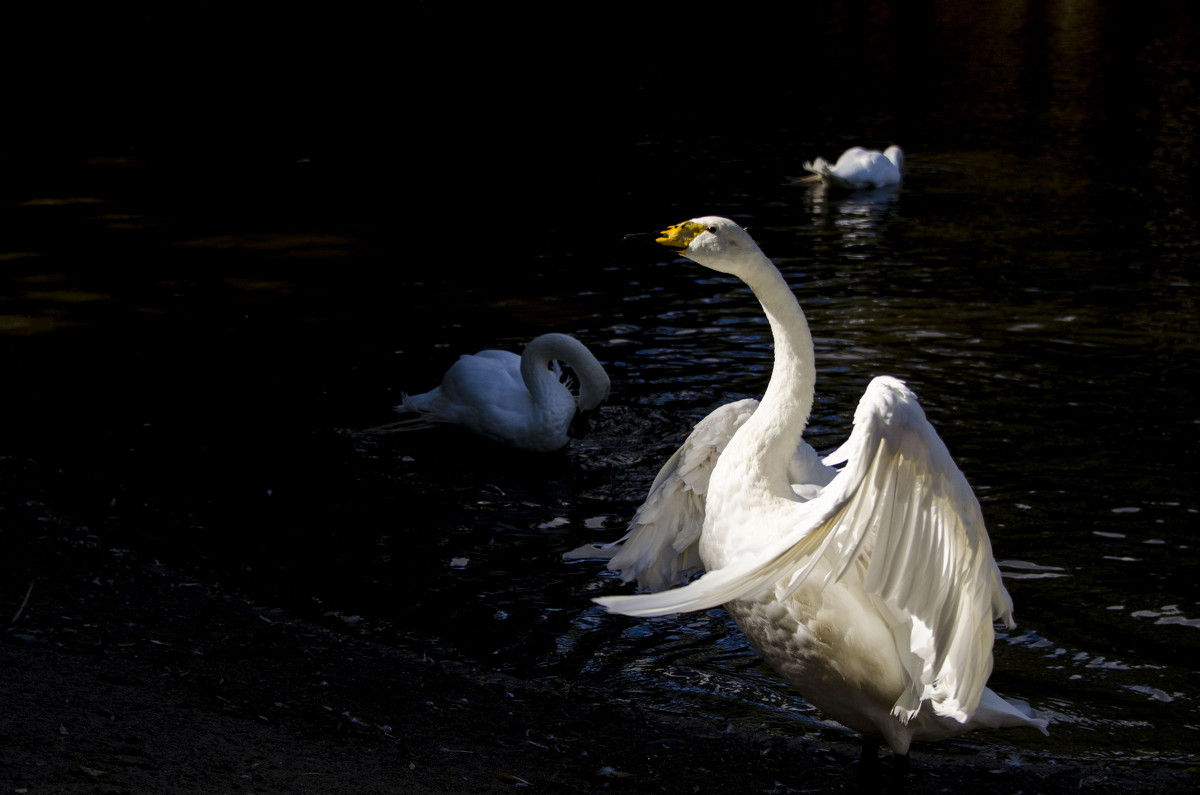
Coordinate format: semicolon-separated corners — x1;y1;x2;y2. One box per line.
724;577;911;739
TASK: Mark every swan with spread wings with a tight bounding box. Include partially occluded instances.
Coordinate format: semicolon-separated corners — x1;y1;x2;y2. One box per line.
588;217;1046;764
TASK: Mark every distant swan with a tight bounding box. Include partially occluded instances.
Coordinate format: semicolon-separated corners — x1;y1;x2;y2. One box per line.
803;145;904;190
593;217;1047;767
393;333;610;452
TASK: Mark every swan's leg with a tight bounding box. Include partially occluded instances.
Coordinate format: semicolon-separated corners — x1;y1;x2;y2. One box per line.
850;737;911;792
853;736;882;791
889;751;910;792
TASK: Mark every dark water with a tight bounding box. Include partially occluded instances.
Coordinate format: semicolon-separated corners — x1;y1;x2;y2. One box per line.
4;1;1198;764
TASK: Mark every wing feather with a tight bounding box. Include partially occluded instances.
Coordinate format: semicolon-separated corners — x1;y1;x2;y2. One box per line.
564;400;758;592
571;398;837;593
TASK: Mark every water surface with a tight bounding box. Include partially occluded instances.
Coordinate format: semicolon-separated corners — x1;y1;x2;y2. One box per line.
3;0;1197;766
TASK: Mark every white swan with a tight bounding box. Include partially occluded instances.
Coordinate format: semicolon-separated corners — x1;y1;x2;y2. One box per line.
594;217;1047;762
803;145;905;191
394;333;610;452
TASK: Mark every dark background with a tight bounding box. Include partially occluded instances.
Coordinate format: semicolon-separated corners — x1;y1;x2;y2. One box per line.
3;0;1198;765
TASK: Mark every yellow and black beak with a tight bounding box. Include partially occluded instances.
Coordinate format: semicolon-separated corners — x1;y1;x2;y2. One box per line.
623;220;707;252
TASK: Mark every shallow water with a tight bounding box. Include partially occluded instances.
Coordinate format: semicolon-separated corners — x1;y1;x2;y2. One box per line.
3;0;1198;766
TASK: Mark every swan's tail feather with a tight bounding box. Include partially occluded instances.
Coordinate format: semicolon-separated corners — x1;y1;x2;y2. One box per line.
356;415;440;436
802;158;832;177
801;157;856;191
562;542;620;561
357;390;448;435
969;689;1050;735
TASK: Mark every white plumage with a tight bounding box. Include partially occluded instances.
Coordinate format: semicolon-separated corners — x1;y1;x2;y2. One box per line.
803;145;905;191
394;333;610;452
565;399;835;592
593;217;1046;756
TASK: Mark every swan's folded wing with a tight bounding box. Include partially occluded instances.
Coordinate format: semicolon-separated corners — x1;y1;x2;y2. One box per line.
565;400;756;592
598;376;1012;722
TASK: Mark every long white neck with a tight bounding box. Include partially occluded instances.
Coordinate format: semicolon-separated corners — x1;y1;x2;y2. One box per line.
722;253;817;497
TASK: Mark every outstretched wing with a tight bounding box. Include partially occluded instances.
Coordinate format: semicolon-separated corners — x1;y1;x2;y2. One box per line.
597;376;1012;723
565;400;759;592
568;399;836;592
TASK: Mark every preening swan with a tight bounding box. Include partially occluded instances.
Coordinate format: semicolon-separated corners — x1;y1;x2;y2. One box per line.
593;217;1047;763
393;333;610;452
803;145;904;191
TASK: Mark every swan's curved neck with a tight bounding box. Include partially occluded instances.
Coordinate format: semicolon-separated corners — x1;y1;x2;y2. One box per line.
729;254;817;494
520;338;568;409
519;334;609;411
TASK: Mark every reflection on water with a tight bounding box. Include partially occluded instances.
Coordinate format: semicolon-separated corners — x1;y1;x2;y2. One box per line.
3;0;1198;767
808;185;902;257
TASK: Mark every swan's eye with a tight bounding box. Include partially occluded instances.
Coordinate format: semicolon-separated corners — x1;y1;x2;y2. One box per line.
707;226;717;234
